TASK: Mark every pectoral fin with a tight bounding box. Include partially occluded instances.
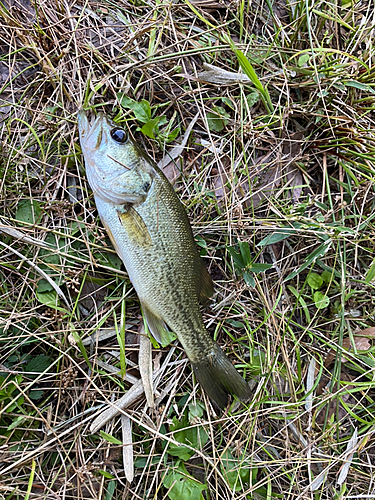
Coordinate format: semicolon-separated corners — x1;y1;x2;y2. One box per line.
141;302;176;347
117;206;152;247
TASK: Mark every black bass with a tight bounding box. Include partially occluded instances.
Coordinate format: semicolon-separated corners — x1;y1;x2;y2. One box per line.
78;110;251;409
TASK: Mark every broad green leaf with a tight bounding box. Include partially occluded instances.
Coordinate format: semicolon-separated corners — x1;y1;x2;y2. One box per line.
100;431;122;445
37;278;54;293
15;199;42;225
344;81;375;93
98;470;115;479
239;241;252;265
163;463;206;500
7;415;26;431
105;480;116;500
167;414;208;461
246;91;260;108
25;355;52;377
321;270;333;284
207;106;230;132
250;263;273;273
118;94;151;123
36;290;59;307
307;272;323;290
257;230;297;247
29;390;44;400
243;271;255;288
188;402;205;420
95;250;123;271
313;291;329;309
285;241;332;281
297;54;310;67
220;449;253;492
227;246;244;270
141;117;161;139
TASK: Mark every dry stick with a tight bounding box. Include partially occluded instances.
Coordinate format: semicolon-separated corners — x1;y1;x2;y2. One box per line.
121;414;134;483
90;371;160;434
0;221;50;248
138;327;154;408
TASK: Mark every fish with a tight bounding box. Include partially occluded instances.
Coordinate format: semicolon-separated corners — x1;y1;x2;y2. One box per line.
78;109;252;409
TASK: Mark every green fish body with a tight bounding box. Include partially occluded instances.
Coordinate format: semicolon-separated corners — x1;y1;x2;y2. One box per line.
78;110;251;408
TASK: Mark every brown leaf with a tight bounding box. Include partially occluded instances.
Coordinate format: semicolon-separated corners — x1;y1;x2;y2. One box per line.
285;164;304;203
354;327;375;337
325;336;371;367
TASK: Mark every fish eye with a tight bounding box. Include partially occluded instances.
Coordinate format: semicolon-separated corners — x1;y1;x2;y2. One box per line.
110;127;127;143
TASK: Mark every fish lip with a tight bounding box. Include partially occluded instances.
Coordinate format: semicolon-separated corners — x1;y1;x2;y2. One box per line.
78;109;111;150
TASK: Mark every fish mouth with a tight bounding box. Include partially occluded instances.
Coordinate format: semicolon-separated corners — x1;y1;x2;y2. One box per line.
78;109;112;151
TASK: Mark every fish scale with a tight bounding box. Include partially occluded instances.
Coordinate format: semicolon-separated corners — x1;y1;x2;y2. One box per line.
78;109;252;409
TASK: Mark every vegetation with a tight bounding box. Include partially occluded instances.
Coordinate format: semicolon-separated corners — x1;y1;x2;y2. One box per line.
1;0;375;498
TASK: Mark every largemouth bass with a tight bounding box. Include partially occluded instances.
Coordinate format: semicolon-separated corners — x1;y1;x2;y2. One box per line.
78;109;251;409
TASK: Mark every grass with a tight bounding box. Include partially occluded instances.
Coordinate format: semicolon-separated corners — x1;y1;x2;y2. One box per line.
1;0;375;498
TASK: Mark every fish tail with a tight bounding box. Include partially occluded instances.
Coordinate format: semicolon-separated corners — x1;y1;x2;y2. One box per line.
191;344;252;409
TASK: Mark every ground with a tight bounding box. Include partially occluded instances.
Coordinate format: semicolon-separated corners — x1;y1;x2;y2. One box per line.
0;0;375;499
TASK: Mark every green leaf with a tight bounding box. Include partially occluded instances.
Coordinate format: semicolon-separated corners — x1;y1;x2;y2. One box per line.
100;431;122;445
365;258;375;284
7;415;26;431
70;324;92;370
227;246;244;270
36;290;59;308
167;414;209;461
246;91;260;108
248;349;266;376
285;241;332;281
257;230;298;247
25;355;52;377
321;270;333;284
234;49;274;112
307;272;323;290
250;263;272;273
163;463;206;500
15;199;42;225
207;106;230;132
37;279;54;293
188;402;205;420
313;291;329;309
118;95;151;123
297;54;310;67
141;117;161;139
344;81;375;93
29;390;44;400
96;251;122;271
287;285;311;323
220;449;252;491
243;271;255;288
105;480;116;500
239;241;252;265
98;470;115;479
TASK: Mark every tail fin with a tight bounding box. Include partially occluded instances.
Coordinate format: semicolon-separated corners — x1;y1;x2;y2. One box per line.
191;344;252;409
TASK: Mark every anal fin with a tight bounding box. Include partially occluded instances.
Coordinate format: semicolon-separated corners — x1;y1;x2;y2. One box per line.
141;302;175;347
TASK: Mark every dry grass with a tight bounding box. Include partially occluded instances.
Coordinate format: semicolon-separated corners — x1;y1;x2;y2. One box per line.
1;0;375;498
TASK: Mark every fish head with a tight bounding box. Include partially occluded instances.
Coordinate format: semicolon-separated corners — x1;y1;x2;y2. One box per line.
78;109;156;204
